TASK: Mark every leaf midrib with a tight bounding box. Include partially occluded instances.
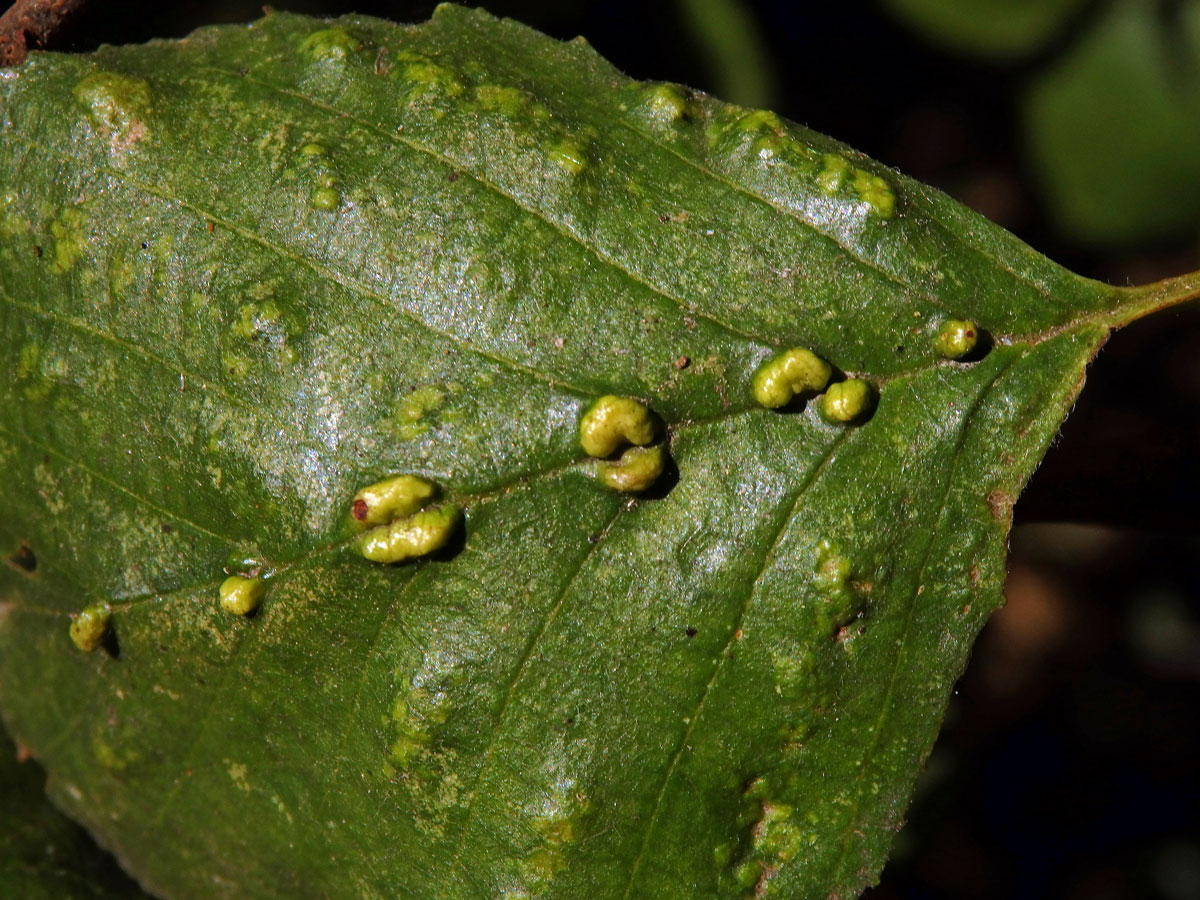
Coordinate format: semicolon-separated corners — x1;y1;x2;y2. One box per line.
1;307;1105;626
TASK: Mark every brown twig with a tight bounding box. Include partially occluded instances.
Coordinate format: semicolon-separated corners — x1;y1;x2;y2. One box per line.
0;0;89;67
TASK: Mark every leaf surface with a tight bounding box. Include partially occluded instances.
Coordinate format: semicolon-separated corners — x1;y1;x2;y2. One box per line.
0;7;1187;899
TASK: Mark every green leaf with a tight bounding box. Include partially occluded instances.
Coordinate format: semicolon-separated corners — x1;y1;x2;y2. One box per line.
881;0;1088;59
0;6;1189;899
0;718;150;898
1024;0;1200;245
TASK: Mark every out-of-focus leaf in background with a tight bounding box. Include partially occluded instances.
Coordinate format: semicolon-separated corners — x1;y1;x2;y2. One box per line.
1024;0;1200;245
674;0;776;107
888;0;1200;248
879;0;1089;59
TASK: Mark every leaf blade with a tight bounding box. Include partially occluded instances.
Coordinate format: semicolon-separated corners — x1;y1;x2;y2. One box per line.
0;8;1168;900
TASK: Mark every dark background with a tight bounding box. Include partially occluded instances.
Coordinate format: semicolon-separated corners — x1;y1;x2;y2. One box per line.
32;2;1200;897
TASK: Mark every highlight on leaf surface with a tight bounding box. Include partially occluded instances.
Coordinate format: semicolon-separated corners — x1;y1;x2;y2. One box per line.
0;5;1194;900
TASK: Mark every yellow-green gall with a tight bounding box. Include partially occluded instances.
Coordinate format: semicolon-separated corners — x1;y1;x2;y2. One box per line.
298;27;360;61
643;84;690;124
817;154;851;193
579;395;657;458
473;84;529;115
735;109;784;134
751;348;832;409
356;505;462;564
935;319;979;359
733;858;764;889
73;72;151;146
821;379;874;424
852;169;895;219
69;603;111;652
219;575;266;616
311;187;340;211
814;538;852;597
352;474;437;528
597;444;665;493
397;54;465;99
754;803;803;862
547;139;588;175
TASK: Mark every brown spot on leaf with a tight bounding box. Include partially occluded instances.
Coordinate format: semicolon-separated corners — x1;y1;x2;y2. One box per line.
352;498;369;521
115;119;147;153
986;490;1013;522
755;862;780;897
373;47;391;75
969;562;981;585
673;356;690;370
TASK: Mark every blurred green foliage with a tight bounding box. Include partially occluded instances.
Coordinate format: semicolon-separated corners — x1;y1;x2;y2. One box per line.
880;0;1089;58
674;0;776;106
1025;0;1200;244
888;0;1200;248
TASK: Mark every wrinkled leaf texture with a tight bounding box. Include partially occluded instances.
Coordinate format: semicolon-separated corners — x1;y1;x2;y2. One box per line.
0;6;1186;899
